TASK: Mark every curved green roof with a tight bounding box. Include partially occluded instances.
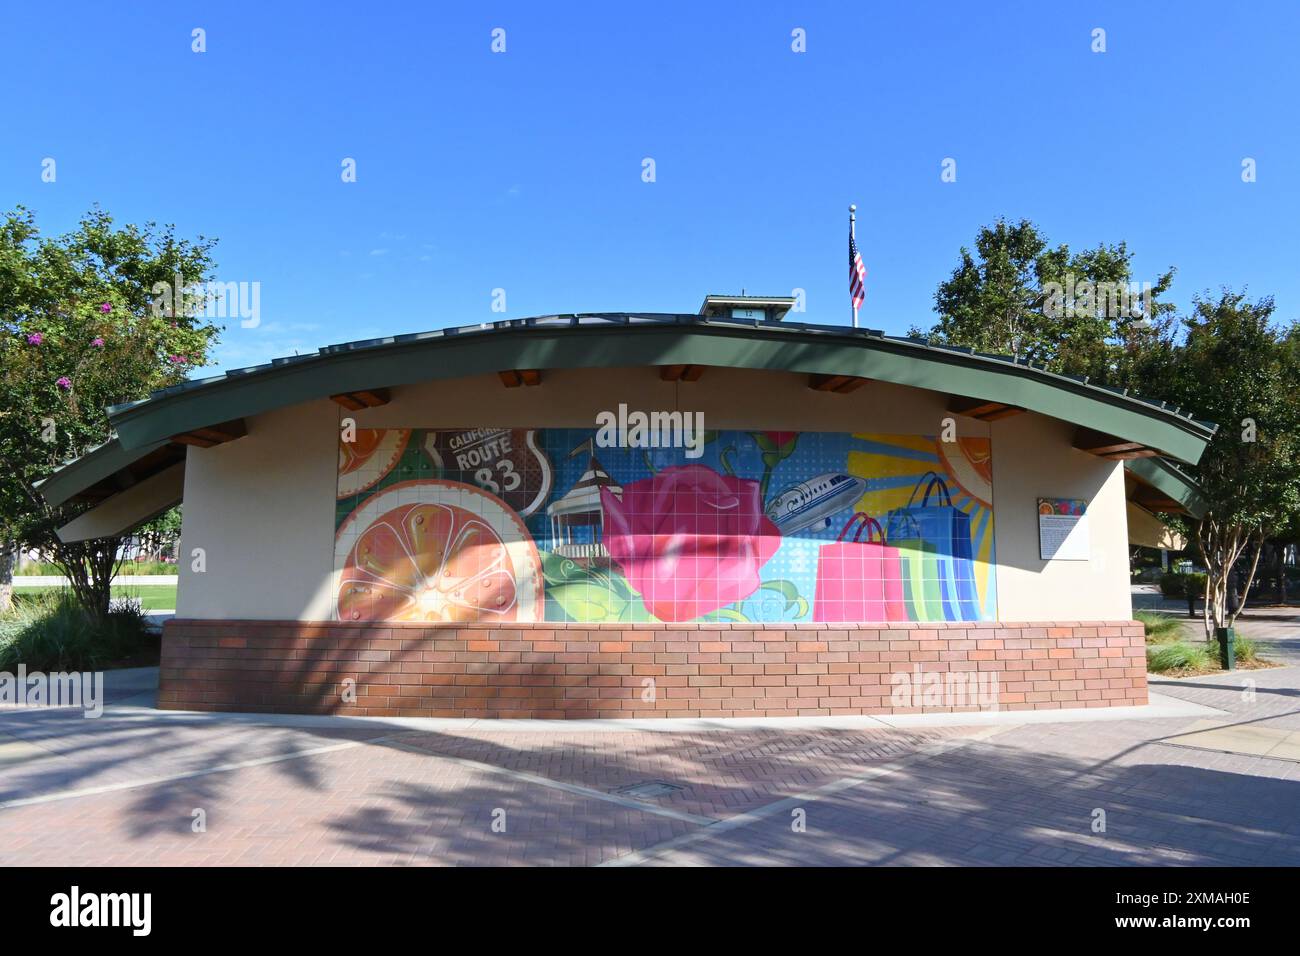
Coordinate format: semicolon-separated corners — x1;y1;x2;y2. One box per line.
107;313;1215;457
41;313;1217;506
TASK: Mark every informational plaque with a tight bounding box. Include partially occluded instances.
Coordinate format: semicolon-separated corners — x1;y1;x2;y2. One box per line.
1038;497;1090;561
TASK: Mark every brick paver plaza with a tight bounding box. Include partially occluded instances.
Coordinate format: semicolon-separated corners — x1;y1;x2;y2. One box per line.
2;630;1298;866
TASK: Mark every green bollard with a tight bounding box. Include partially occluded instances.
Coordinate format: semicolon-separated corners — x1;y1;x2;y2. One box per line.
1216;626;1235;670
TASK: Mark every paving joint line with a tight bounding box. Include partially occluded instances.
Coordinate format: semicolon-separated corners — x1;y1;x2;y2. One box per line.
375;737;716;826
599;728;1004;866
0;734;407;812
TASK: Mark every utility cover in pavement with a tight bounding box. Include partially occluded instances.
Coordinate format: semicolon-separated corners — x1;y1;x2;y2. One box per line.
611;782;685;799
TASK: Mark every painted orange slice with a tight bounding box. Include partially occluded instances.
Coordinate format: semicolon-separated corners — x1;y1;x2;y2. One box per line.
337;428;410;499
335;479;543;623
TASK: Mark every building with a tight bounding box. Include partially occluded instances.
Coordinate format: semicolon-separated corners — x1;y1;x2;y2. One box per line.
38;297;1214;718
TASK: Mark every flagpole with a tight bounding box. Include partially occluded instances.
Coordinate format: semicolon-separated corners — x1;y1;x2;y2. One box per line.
849;204;858;329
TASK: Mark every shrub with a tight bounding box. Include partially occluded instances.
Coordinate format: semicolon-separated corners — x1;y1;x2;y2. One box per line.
1159;571;1186;597
0;592;158;671
1159;571;1208;599
1135;610;1184;643
1147;640;1214;673
1230;634;1260;664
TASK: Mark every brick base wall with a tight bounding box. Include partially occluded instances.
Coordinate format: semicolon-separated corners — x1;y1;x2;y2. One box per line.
158;620;1148;719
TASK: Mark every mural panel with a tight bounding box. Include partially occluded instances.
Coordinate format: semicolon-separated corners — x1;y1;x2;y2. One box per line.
334;428;998;624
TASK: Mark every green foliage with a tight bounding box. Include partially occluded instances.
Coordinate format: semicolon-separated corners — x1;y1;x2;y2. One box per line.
0;206;220;616
0;591;157;671
924;224;1300;638
915;218;1175;384
17;559;177;576
1143;292;1300;635
541;551;658;623
1158;571;1206;599
1231;634;1260;664
1135;610;1184;643
1144;630;1261;672
16;585;177;610
1158;571;1184;597
1146;640;1213;673
0;206;220;464
539;550;809;623
1157;293;1300;534
126;505;182;564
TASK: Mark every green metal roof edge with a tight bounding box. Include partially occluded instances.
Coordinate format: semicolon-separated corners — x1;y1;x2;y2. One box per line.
102;316;1215;460
1125;456;1209;519
34;437;169;507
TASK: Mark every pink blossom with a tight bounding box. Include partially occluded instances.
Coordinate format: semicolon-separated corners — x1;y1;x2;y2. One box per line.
600;465;781;622
26;332;43;345
169;354;184;364
99;302;112;313
55;376;72;390
91;337;105;347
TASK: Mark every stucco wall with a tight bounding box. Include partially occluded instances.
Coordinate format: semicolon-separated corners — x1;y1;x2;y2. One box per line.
177;400;340;620
175;366;1130;622
989;412;1132;621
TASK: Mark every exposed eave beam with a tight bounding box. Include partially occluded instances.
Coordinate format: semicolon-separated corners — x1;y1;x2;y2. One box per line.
498;369;542;388
660;364;706;382
1102;448;1160;460
171;418;247;448
809;374;868;393
1132;491;1187;514
1074;426;1157;459
330;388;391;411
949;396;1024;421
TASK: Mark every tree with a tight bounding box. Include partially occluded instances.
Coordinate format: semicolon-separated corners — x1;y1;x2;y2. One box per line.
925;221;1300;638
916;218;1176;385
0;207;220;617
127;506;182;563
1147;291;1300;638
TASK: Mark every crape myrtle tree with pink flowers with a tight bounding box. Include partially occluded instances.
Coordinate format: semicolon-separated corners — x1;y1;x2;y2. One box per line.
0;206;221;617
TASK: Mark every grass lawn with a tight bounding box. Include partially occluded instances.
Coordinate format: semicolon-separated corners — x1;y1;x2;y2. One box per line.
16;561;178;576
15;584;177;611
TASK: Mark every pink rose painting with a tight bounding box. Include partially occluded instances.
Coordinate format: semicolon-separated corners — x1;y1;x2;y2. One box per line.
600;464;781;622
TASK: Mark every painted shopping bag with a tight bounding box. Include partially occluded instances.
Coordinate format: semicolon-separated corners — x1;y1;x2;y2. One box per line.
884;472;980;621
885;512;946;621
813;513;908;623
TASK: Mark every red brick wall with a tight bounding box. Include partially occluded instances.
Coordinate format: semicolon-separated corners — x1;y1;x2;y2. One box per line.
158;619;1148;718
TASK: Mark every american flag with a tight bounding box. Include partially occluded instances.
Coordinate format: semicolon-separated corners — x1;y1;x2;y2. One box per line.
849;223;867;312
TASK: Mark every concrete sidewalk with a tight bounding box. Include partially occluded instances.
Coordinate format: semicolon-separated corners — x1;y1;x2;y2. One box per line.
1233;606;1300;666
1;659;1297;865
1132;583;1300;666
92;666;1222;733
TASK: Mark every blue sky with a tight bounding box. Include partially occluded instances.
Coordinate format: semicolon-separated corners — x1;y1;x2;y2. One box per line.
3;1;1297;374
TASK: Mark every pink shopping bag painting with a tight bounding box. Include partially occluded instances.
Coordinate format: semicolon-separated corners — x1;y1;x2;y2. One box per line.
813;512;908;623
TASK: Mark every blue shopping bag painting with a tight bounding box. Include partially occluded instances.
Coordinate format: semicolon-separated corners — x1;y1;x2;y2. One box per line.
883;471;981;621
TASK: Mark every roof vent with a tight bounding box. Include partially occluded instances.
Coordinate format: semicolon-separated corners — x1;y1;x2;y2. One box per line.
699;294;795;322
